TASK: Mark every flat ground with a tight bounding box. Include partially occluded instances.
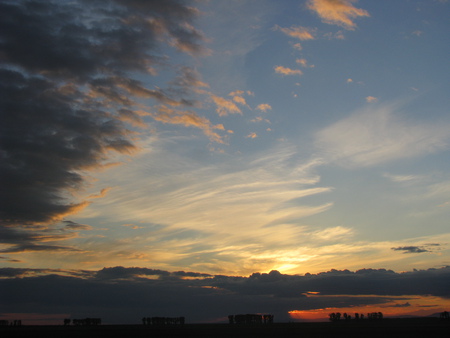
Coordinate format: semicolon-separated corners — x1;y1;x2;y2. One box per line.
1;318;449;337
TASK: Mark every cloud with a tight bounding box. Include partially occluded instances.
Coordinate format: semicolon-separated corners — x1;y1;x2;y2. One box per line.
0;0;207;245
256;104;272;112
251;117;271;124
274;25;316;40
1;266;449;324
392;246;430;254
315;101;450;168
306;0;370;30
88;188;112;200
296;59;315;68
383;174;421;183
246;132;258;139
366;96;378;103
210;95;243;116
388;302;411;308
150;106;225;144
274;66;303;76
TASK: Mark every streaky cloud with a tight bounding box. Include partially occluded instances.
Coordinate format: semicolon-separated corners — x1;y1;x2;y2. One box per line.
315;101;450;168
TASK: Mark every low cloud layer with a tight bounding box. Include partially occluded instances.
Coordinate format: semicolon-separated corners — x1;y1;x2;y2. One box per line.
1;266;449;324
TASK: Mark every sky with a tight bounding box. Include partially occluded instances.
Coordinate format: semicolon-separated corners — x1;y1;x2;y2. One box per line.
1;0;450;324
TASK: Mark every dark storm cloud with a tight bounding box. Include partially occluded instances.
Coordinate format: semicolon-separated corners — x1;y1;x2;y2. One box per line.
0;0;205;246
1;266;449;323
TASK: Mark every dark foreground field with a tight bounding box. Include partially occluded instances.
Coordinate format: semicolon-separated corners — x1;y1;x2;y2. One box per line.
2;318;449;338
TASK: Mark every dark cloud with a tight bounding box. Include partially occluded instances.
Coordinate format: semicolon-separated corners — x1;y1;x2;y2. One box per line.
392;246;430;253
388;302;411;308
0;0;206;248
1;266;449;324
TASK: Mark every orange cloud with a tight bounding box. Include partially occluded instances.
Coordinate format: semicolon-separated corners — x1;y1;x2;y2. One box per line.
251;116;271;124
150;105;225;143
296;58;314;68
306;0;369;30
246;132;258;139
256;103;272;112
366;96;378;103
275;66;303;76
232;96;247;105
275;25;316;40
211;95;243;116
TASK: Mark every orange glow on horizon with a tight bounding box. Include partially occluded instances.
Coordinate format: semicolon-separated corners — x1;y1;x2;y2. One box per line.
289;295;450;322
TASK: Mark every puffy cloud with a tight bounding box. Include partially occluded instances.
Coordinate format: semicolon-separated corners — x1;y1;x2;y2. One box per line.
274;66;303;76
256;104;272;112
0;0;207;247
306;0;370;30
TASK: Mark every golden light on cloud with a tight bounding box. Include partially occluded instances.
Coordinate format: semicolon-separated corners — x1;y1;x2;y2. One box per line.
366;96;378;103
275;25;316;40
275;66;303;76
306;0;370;30
211;94;243;116
256;103;272;112
232;96;247;105
296;58;314;68
150;105;224;143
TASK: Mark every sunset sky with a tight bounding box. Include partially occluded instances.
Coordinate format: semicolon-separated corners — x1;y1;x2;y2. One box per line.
1;0;450;324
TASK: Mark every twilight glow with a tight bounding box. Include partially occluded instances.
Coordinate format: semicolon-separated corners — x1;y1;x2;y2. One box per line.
1;0;449;324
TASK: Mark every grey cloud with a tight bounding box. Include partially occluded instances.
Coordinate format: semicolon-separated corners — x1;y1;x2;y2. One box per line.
392;246;430;253
388;302;411;308
62;220;92;231
1;266;449;324
0;0;206;247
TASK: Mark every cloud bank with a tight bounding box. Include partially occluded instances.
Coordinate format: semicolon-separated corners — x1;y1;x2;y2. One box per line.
1;266;449;324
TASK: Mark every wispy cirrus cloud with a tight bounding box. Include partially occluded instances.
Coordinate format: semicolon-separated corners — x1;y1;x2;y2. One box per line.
274;25;316;40
70;142;333;274
315;101;450;168
306;0;370;30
